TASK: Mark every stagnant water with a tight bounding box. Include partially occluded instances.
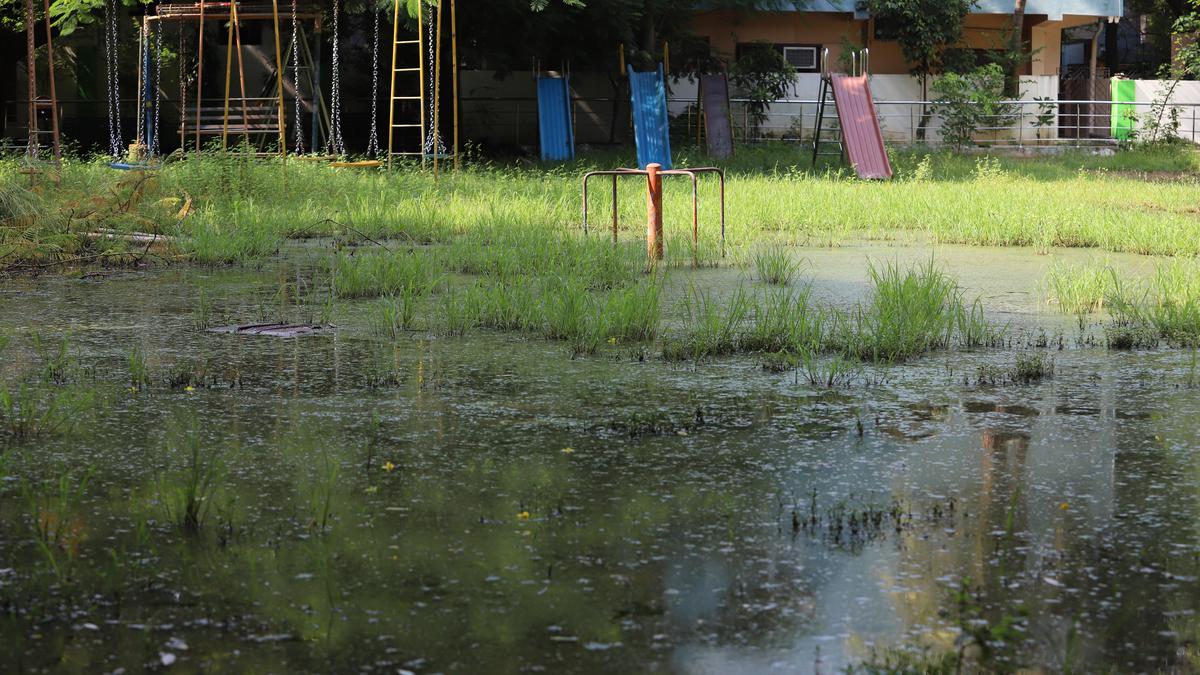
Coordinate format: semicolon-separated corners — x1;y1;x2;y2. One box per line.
2;245;1198;673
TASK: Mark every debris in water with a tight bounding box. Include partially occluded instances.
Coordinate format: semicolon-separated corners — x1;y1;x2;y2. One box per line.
208;323;331;338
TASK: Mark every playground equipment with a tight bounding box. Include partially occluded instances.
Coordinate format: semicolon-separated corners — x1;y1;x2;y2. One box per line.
811;48;892;180
536;72;574;161
581;164;725;262
628;64;672;170
145;1;332;158
697;73;733;159
21;0;62;180
387;0;459;174
107;3;166;170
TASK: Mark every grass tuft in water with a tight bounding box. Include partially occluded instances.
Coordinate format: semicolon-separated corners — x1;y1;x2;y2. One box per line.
1042;259;1116;315
663;284;751;361
157;422;224;533
21;466;93;582
754;247;800;286
127;345;151;389
333;250;438;299
838;260;978;362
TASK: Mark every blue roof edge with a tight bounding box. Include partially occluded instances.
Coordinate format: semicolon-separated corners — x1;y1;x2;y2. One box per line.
738;0;1122;18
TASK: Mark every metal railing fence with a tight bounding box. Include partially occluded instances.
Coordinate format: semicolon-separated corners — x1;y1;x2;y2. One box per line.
458;96;1200;148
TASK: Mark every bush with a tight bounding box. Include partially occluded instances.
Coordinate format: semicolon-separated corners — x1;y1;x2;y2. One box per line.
931;64;1016;149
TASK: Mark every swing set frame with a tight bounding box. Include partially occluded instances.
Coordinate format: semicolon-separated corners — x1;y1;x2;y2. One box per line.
145;1;323;158
111;0;459;170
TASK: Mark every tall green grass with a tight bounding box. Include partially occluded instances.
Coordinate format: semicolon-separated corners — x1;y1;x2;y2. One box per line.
664;260;997;364
332;250;438;298
1107;260;1200;346
1042;259;1117;314
7;145;1200;272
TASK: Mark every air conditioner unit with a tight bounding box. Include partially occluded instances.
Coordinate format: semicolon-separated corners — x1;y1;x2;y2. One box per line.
784;46;819;71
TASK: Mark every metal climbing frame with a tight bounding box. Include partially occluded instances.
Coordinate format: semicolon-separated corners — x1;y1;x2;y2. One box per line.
23;0;62;177
151;1;322;156
580;167;726;258
387;0;458;173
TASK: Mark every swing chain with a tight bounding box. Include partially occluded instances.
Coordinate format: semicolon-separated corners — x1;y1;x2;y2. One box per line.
152;20;162;158
327;0;345;155
135;22;145;154
291;0;305;154
105;0;122;158
423;1;444;157
366;9;381;158
179;26;186;144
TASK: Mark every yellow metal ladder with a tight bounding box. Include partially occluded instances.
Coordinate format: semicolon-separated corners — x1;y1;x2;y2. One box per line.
386;0;425;168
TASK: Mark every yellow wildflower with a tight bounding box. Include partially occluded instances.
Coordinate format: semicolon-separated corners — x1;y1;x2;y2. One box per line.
383;461;396;473
516;511;530;520
561;447;574;454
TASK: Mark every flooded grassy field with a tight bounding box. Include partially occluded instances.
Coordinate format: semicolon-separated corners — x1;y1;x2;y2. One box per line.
2;243;1199;673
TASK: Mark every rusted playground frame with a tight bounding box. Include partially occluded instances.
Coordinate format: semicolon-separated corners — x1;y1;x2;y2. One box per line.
581;165;725;261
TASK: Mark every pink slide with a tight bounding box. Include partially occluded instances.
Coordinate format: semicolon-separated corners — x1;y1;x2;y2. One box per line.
830;74;892;180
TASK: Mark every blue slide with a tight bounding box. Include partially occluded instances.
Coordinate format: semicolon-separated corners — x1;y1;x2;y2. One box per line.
537;76;575;161
628;64;672;170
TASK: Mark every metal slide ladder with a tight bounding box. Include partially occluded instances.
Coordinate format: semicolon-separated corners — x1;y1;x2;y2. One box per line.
386;0;425;168
811;48;844;165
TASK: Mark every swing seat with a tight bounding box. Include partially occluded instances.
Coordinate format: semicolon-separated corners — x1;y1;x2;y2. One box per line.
330;160;382;168
109;161;158;171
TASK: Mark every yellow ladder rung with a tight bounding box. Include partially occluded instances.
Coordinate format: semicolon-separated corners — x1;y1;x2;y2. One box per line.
393;68;420;72
392;96;421;100
394;39;419;45
391;123;421;128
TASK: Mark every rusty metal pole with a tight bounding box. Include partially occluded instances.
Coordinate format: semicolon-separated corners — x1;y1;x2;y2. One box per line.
25;0;36;159
611;174;618;243
646;162;663;261
42;0;60;166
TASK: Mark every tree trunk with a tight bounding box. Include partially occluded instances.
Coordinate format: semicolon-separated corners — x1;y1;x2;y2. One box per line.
1006;0;1028;96
916;74;930;141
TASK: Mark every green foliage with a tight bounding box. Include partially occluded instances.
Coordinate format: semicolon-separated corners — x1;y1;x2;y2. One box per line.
869;0;972;137
867;0;972;80
931;64;1016;149
1173;1;1200;77
730;41;796;137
